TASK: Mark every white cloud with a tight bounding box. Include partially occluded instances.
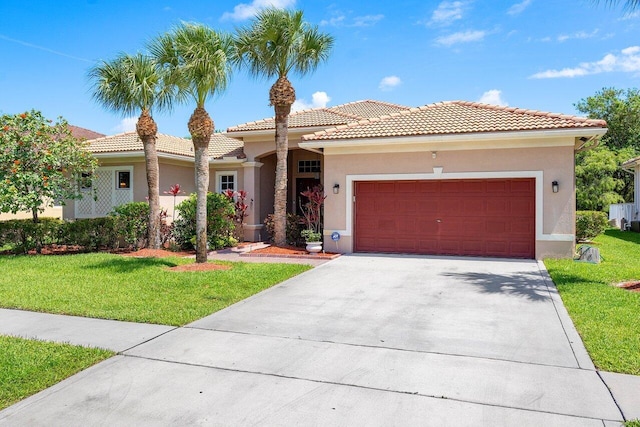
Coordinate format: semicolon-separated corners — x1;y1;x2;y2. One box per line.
507;0;532;16
429;1;466;26
320;15;346;26
378;75;402;91
530;46;640;79
353;14;384;27
478;89;508;106
619;10;640;20
435;30;486;47
113;117;137;133
292;91;331;112
557;29;599;42
320;13;383;27
221;0;295;21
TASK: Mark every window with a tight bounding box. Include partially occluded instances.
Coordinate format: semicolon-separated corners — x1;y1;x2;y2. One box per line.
117;171;131;189
298;160;321;173
216;171;237;193
79;172;92;190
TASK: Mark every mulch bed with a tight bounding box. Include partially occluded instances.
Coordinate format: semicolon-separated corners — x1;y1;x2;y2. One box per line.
615;280;640;293
246;245;339;259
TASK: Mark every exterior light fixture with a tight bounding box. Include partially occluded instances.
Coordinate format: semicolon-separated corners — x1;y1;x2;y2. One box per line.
432;151;437;159
552;181;559;193
333;183;340;194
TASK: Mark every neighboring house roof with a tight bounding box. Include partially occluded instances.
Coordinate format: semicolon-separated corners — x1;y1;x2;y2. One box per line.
86;132;244;159
622;156;640;169
227;100;411;132
69;125;105;140
302;101;608;141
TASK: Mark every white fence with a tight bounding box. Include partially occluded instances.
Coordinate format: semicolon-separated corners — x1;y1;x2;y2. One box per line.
609;203;636;227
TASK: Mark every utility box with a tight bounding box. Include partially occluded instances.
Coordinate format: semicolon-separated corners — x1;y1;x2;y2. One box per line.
631;221;640;232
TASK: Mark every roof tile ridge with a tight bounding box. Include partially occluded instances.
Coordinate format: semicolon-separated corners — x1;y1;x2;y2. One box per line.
452;100;607;126
89;131;137;142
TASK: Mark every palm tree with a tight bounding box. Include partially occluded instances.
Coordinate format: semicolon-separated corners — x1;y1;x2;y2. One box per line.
88;53;174;249
593;0;640;9
234;8;334;247
149;23;233;263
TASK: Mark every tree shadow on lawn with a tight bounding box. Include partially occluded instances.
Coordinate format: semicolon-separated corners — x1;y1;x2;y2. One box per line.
81;256;179;273
603;228;640;244
441;270;551;302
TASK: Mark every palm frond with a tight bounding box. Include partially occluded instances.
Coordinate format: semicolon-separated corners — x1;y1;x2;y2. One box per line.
149;22;234;108
234;8;334;80
87;53;175;117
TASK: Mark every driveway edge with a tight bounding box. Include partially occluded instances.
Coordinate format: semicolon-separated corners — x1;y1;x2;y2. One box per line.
536;261;596;371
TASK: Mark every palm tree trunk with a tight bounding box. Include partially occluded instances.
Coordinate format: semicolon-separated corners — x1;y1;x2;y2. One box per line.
141;136;161;249
273;104;291;247
136;109;161;249
189;107;214;263
194;145;209;262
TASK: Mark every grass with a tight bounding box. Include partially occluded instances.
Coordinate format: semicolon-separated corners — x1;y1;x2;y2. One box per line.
0;335;113;410
544;229;640;375
0;253;311;326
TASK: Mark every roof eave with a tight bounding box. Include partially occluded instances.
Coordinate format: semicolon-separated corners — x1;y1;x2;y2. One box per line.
299;127;609;149
227;125;337;138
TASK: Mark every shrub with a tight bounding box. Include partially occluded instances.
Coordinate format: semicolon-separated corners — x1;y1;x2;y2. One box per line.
264;213;305;246
61;217;120;251
110;202;149;249
173;193;236;250
0;218;63;253
576;210;608;242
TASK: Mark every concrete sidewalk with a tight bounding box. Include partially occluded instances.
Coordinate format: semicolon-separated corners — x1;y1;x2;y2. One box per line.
1;255;639;425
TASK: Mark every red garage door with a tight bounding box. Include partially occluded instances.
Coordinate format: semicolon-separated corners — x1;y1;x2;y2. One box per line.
354;179;535;258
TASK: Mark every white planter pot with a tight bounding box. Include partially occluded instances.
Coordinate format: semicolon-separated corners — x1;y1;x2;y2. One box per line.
305;242;323;254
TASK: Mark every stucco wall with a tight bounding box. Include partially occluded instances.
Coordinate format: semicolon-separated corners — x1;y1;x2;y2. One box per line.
64;159;244;221
322;143;576;259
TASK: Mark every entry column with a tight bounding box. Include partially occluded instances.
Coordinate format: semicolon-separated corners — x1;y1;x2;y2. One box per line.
242;162;264;242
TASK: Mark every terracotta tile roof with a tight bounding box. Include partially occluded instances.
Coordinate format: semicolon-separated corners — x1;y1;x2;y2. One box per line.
69;125;105;140
87;132;245;159
227;100;411;132
303;101;608;141
209;133;245;159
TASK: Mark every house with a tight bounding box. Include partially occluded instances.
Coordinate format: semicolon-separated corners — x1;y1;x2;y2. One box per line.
620;157;640;224
77;100;607;259
63;132;245;221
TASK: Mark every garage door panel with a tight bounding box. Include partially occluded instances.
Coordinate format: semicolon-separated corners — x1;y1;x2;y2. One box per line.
354;179;535;258
376;182;397;193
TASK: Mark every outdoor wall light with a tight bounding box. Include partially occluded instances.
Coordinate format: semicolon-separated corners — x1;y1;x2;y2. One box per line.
432;151;437;159
333;183;340;194
552;181;559;193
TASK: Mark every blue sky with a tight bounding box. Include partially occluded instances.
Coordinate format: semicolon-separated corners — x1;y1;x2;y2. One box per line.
0;0;638;137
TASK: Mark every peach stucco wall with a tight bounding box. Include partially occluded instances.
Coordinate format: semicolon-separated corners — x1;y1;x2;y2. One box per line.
322;143;576;259
63;158;244;222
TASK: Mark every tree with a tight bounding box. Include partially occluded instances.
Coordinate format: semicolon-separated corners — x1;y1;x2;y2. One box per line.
575;88;640;209
592;0;640;10
235;8;334;246
0;110;98;221
149;23;233;263
88;53;175;249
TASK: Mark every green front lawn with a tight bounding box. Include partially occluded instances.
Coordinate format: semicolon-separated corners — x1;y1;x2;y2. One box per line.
0;253;311;326
545;229;640;375
0;335;113;411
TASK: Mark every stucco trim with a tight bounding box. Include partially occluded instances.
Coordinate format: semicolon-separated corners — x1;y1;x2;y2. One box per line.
325;170;574;244
301;127;607;149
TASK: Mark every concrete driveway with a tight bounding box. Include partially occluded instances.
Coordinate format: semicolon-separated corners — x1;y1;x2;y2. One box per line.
0;255;625;426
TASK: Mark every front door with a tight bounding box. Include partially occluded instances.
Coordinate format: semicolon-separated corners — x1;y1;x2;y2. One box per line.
296;177;321;215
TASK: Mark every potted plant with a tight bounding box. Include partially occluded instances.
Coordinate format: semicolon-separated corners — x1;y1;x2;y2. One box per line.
299;185;326;253
301;229;322;253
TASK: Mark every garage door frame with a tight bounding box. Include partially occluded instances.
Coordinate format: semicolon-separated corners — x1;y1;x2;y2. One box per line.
328;170;574;255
